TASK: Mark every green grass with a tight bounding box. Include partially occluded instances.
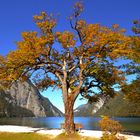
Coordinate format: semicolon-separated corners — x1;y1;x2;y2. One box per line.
0;132;99;140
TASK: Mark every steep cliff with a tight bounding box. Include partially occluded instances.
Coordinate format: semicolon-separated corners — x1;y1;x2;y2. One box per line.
0;89;34;117
0;80;63;117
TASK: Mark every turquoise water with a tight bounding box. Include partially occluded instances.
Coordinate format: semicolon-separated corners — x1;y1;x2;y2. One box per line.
0;117;140;134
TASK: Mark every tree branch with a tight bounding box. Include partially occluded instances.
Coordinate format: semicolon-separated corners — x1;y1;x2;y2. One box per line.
68;65;76;73
73;57;84;100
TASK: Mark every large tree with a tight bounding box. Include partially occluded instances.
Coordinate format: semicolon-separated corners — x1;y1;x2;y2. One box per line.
0;2;135;133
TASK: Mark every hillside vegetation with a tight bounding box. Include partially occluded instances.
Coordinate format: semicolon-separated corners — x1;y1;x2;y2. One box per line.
95;93;140;117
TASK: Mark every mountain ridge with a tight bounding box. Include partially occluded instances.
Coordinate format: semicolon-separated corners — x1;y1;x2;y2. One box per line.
74;93;140;117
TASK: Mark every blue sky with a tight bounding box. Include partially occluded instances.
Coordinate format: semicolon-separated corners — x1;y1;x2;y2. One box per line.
0;0;140;112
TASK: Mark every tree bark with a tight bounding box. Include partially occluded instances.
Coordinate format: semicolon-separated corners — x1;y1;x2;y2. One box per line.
64;95;75;134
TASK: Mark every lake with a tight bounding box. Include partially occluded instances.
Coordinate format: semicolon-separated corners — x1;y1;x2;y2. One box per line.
0;117;140;135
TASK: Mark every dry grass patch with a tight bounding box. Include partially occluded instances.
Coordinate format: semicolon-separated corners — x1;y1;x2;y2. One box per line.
55;132;99;140
0;132;50;140
0;132;99;140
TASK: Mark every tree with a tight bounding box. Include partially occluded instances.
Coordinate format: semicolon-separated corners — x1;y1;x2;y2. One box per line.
132;19;140;35
122;77;140;102
129;19;140;64
0;2;135;134
121;19;140;102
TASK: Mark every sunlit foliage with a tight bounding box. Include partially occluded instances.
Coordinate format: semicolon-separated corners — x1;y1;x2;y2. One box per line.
122;77;140;102
121;19;140;102
99;116;125;140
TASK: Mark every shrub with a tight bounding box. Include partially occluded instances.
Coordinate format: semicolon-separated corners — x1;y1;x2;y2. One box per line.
99;116;125;140
100;133;118;140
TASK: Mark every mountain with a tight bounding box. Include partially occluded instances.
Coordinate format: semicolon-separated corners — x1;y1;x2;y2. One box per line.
74;97;106;116
95;93;140;117
0;80;63;117
74;93;140;117
0;89;34;117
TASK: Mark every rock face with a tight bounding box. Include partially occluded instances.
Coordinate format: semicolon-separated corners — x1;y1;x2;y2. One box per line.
0;88;34;117
0;80;63;117
74;97;106;116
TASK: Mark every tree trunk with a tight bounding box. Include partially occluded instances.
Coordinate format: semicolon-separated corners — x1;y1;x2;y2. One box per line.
64;95;75;134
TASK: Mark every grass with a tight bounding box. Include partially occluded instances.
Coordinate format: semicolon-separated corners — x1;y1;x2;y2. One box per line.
0;132;99;140
0;132;49;140
55;133;99;140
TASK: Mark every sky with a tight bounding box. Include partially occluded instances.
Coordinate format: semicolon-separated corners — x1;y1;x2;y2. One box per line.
0;0;140;112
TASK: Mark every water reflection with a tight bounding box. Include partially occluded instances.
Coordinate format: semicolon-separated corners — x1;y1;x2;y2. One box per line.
0;117;140;133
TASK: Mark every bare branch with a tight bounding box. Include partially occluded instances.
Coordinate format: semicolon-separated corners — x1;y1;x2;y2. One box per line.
68;65;76;73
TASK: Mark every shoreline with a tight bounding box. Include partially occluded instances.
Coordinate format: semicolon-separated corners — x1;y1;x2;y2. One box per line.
0;125;140;140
